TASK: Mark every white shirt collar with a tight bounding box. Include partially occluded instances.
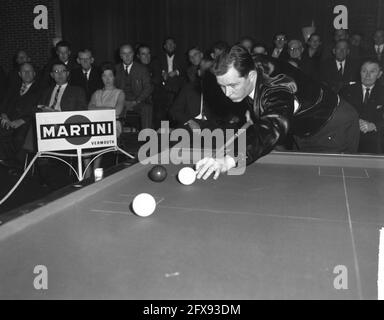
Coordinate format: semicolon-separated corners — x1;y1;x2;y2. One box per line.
375;44;384;51
362;84;374;91
249;87;255;100
124;63;133;73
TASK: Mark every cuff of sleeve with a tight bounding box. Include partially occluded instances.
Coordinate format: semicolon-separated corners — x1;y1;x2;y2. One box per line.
224;155;236;170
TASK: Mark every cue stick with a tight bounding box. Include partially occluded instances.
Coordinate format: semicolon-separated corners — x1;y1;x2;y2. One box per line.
215;119;253;157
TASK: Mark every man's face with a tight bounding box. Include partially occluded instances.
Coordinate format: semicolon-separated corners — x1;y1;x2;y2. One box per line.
16;51;30;65
334;29;348;42
241;40;253;53
308;35;321;50
361;62;382;87
120;46;134;65
188;49;203;66
56;46;71;64
216;65;256;103
374;30;384;45
334;42;349;61
51;64;69;85
351;34;362;47
252;46;267;55
288;41;303;59
77;51;94;71
138;47;151;65
164;39;176;55
19;64;35;84
274;34;287;49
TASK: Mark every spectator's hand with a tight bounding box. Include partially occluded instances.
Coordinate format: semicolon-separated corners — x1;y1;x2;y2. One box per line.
162;70;168;81
195;156;236;180
9;119;25;129
360;119;377;133
1;118;11;129
187;119;201;131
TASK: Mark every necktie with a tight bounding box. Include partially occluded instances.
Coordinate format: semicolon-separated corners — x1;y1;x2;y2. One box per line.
20;83;27;96
83;71;89;81
338;62;343;76
125;65;129;76
363;88;370;105
50;85;62;109
377;46;382;61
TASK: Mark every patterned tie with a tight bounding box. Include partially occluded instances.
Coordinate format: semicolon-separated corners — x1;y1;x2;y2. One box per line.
363;87;370;105
50;85;62;109
20;83;27;96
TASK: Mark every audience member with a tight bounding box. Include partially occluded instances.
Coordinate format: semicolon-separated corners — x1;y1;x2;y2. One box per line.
303;33;322;73
70;49;103;103
251;42;268;56
322;28;349;61
186;46;204;83
0;62;42;168
85;63;125;177
320;39;359;93
240;37;254;53
210;41;230;59
349;33;364;61
7;50;31;90
270;33;289;60
340;60;384;153
287;39;316;79
115;44;153;129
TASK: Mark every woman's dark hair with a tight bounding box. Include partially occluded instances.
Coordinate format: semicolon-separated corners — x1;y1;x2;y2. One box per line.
100;62;116;76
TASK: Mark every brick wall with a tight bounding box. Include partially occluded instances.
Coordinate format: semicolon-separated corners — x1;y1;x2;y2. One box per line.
0;0;57;73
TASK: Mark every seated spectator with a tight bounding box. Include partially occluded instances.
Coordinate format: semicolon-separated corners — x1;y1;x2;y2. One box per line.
210;41;230;59
7;50;31;90
41;40;78;88
366;29;384;85
85;63;125;177
340;60;384;154
0;62;42;168
136;44;163;130
170;56;217;132
349;33;364;61
186;46;204;83
270;32;289;60
320;39;359;93
240;37;254;53
287;39;316;79
251;42;268;56
303;33;322;72
70;49;103;103
38;62;87;112
322;28;349;61
115;44;153;129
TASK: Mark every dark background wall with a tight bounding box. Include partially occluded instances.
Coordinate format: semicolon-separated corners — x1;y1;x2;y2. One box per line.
0;0;383;71
0;0;57;72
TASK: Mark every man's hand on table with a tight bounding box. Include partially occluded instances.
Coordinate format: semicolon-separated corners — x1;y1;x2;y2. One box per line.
359;119;377;134
195;155;236;180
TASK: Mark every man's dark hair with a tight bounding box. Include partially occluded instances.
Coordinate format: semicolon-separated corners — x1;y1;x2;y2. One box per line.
212;40;229;52
18;62;35;72
212;45;255;77
308;33;321;41
137;43;151;53
163;37;176;46
100;62;116;76
334;39;349;48
51;61;68;72
188;45;202;54
273;32;287;40
55;40;71;50
360;58;382;71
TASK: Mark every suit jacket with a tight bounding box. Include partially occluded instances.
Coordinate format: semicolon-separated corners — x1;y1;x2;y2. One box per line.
38;84;87;111
69;66;103;103
0;66;6;104
159;52;186;93
340;83;384;153
1;81;42;122
365;44;384;64
320;58;359;93
115;62;153;104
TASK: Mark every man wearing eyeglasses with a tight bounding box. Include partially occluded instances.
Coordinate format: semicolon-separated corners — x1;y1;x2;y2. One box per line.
38;62;87;112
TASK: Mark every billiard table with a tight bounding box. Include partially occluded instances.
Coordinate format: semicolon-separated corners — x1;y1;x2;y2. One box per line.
0;151;383;299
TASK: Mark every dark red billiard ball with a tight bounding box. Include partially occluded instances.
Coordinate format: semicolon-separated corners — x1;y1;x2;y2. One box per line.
148;165;167;182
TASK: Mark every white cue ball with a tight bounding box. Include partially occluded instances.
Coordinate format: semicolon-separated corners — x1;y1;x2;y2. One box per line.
178;167;196;186
132;193;156;217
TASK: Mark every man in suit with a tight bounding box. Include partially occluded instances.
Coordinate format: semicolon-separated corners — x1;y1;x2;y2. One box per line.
0;62;42;167
41;40;78;89
366;29;384;65
7;50;31;91
186;46;204;83
158;38;186;125
320;39;359;93
270;33;289;61
115;44;153;129
287;39;316;79
38;62;87;112
340;60;384;154
70;49;103;103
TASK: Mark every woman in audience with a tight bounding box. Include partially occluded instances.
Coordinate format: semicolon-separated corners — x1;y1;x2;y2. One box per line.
85;63;125;178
